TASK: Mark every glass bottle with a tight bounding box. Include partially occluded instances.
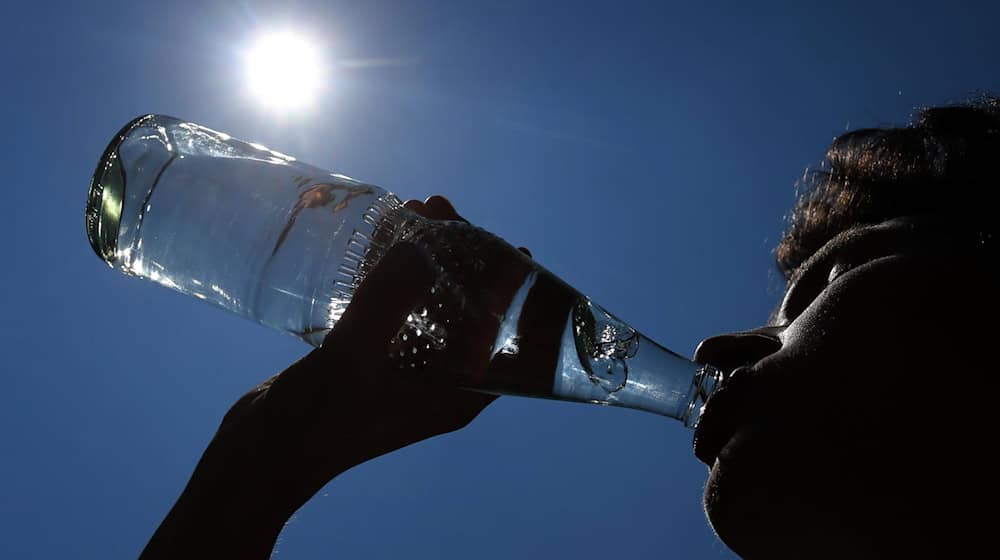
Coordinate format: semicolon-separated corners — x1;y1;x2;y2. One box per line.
86;114;721;427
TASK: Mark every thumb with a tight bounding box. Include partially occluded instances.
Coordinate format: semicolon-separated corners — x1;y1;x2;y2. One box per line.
324;242;435;354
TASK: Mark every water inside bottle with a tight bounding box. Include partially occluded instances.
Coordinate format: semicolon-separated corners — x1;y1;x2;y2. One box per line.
89;117;392;343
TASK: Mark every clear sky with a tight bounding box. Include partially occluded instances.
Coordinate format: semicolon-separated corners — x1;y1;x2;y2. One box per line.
2;0;998;558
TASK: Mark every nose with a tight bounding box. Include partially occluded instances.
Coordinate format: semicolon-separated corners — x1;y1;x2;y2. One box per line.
693;328;784;378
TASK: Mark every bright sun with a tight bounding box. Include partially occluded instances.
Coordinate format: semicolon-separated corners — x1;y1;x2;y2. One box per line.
245;31;325;110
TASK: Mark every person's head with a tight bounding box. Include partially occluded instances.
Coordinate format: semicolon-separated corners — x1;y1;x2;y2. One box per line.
693;97;998;558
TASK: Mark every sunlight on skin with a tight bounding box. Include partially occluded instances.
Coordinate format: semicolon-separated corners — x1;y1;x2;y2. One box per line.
245;31;326;110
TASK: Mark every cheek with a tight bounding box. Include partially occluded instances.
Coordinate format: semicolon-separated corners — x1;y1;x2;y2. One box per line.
772;261;953;454
783;257;950;376
706;255;993;556
710;258;976;521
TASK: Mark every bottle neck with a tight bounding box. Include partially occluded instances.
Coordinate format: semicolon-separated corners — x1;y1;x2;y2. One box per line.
680;364;723;428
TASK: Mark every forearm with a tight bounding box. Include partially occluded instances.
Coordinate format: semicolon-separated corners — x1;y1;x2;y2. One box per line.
139;443;309;559
139;381;344;560
140;485;287;559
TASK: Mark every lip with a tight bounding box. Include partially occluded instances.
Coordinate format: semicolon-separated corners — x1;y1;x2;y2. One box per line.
693;367;756;466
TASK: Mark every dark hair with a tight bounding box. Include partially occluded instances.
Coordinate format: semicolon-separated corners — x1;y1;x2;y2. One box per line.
776;96;1000;279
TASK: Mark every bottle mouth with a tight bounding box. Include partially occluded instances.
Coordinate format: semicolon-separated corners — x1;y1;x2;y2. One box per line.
85;114;153;265
683;364;723;428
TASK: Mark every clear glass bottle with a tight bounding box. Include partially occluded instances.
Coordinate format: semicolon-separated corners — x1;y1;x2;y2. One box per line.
86;114;721;427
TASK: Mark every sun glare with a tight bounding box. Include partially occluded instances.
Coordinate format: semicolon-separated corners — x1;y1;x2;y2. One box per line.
245;31;325;110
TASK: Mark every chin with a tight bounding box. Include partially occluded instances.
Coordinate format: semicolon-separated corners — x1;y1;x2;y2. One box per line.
702;430;874;560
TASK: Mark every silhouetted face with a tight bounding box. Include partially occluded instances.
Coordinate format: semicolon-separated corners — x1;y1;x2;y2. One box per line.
693;215;993;559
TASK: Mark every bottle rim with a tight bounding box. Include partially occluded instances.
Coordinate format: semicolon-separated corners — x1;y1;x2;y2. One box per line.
85;114;157;264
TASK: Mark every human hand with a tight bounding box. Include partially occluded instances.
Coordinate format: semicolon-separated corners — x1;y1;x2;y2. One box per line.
403;195;532;258
142;206;499;557
398;196;540;393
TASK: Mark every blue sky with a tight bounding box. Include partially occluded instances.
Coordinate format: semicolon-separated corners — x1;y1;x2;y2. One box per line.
2;0;998;557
